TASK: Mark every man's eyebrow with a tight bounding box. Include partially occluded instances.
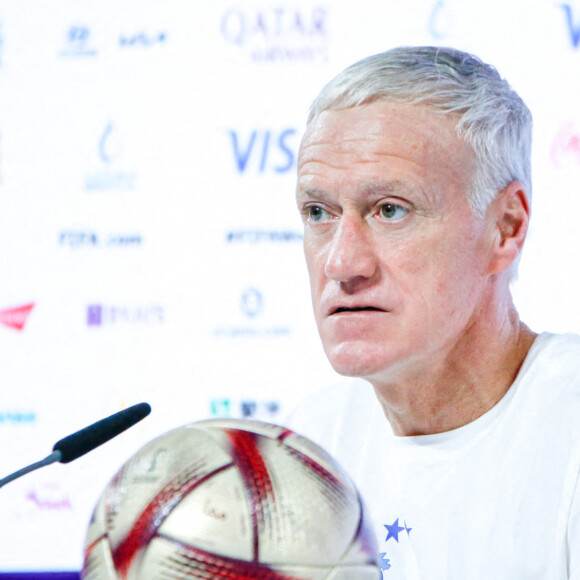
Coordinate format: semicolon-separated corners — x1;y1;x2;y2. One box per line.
298;181;418;200
360;180;416;197
296;187;333;203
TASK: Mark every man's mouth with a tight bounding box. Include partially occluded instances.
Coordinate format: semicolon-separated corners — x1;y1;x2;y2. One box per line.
332;306;384;314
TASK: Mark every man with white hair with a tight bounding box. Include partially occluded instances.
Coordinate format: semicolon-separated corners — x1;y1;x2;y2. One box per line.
291;46;580;578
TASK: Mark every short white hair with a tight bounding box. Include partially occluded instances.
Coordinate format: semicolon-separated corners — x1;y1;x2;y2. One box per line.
307;46;533;218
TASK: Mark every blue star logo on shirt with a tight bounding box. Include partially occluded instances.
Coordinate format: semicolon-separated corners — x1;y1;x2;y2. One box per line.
379;552;391;570
384;518;405;542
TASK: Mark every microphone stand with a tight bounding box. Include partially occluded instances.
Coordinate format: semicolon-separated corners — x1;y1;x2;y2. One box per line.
0;402;150;489
0;450;62;488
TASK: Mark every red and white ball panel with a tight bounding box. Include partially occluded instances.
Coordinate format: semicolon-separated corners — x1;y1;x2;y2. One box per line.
82;418;381;579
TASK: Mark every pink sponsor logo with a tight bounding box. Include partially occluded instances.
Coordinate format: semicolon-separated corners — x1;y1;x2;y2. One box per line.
0;302;35;331
25;484;72;511
551;122;580;166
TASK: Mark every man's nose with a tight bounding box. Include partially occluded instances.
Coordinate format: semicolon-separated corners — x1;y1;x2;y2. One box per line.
324;214;378;284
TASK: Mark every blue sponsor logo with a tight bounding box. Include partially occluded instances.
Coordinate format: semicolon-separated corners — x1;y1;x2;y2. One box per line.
60;25;98;57
229;128;297;174
220;6;329;63
213;287;291;338
214;326;290;338
210;398;281;420
59;230;143;249
0;410;36;425
428;0;453;40
60;25;168;56
210;399;232;417
99;122;121;163
85;122;136;191
226;229;303;244
240;287;263;318
562;4;580;48
87;304;164;327
119;30;168;48
241;400;280;418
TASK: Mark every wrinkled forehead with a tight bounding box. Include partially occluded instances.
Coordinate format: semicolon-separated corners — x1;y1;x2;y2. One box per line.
297;102;475;190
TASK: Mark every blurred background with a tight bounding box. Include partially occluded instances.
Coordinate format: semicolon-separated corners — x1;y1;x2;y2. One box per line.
0;0;579;575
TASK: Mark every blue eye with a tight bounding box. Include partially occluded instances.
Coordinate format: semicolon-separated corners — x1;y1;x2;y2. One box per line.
380;203;408;220
308;206;329;222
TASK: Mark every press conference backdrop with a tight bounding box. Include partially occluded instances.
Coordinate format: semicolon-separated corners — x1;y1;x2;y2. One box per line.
0;0;579;574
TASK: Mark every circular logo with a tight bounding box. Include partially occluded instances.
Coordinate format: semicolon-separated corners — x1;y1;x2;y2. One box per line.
240;288;263;318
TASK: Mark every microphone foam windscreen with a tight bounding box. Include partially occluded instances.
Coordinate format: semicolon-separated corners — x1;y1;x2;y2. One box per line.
53;402;151;463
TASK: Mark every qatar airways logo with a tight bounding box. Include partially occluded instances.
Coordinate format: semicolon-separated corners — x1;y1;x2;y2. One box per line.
0;303;35;331
551;122;580;166
220;6;329;63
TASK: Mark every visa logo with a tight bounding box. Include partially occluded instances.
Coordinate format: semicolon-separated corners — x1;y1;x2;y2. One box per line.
562;4;580;48
229;129;297;174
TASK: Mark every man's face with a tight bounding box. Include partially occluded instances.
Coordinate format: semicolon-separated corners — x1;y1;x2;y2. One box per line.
296;101;497;382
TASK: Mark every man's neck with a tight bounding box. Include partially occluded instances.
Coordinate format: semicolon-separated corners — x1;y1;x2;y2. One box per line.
370;302;537;437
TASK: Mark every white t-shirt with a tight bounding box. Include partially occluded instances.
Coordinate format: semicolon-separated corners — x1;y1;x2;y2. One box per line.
285;332;580;579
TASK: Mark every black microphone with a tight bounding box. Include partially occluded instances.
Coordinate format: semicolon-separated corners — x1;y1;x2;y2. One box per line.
0;402;151;488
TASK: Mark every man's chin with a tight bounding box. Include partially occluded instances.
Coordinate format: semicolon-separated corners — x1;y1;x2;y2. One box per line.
324;340;397;379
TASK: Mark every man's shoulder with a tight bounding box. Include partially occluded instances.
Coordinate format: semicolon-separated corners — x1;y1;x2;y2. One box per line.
283;379;382;450
525;331;580;385
515;331;580;436
534;331;580;356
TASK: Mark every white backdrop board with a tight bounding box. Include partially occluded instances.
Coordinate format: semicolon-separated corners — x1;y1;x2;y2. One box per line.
0;0;579;574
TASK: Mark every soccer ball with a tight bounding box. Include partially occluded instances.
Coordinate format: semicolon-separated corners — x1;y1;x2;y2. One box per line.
82;418;380;579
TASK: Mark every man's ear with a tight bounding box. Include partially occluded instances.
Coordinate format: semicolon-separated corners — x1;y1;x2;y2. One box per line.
487;181;530;276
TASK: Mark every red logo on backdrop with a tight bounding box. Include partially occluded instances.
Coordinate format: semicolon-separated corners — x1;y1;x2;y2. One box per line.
0;303;35;331
551;122;580;166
